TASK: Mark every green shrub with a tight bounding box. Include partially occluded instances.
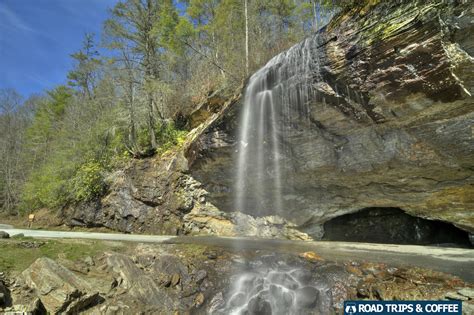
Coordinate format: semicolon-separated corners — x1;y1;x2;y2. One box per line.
156;121;188;153
69;160;107;202
20;164;69;211
20;158;109;212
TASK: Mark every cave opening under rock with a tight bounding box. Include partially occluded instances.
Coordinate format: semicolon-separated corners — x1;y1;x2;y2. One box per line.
322;208;472;247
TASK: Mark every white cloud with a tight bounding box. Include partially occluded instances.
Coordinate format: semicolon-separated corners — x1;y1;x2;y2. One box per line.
0;2;34;33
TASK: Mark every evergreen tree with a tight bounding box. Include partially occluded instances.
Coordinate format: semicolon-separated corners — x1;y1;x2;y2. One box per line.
67;33;102;99
104;0;180;150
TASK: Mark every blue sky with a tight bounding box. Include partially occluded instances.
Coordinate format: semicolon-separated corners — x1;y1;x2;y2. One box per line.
0;0;118;97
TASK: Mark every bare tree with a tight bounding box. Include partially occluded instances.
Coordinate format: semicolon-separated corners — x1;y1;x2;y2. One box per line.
0;89;29;214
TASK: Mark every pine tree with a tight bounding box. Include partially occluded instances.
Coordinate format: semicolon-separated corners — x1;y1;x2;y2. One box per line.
104;0;180;150
67;33;102;99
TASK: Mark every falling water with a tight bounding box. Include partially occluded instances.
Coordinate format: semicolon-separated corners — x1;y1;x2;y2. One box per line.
227;28;333;315
234;34;324;217
224;265;331;315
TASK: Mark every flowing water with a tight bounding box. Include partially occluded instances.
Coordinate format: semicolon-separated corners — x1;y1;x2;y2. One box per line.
227;32;330;314
234;34;324;217
224;265;331;315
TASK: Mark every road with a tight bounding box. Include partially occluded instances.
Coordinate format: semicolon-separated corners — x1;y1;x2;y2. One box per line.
0;224;174;243
1;224;473;282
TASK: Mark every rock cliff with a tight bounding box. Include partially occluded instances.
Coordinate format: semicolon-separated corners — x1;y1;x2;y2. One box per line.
188;0;474;236
63;0;473;238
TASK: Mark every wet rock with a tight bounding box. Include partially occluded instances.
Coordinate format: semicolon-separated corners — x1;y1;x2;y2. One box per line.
194;269;207;284
228;292;246;308
312;264;352;309
208;292;225;314
205;251;218;260
346;265;364;277
289;269;312;283
247;295;272;315
21;257;100;314
0;231;9;239
269;284;293;313
299;251;324;262
267;272;299;290
296;286;320;308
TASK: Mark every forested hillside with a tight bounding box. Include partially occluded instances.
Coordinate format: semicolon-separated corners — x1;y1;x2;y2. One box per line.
0;0;339;216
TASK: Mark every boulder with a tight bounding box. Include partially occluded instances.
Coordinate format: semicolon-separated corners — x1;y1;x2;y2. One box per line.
21;257;100;314
295;286;320;308
183;203;312;240
105;253;174;308
0;280;9;306
3;298;45;314
0;231;9;239
247;295;272;315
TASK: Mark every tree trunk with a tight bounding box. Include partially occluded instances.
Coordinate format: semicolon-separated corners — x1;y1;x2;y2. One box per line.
245;0;249;75
147;92;157;149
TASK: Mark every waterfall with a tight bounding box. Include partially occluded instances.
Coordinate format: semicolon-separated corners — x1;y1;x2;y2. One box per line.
234;34;323;217
225;27;330;315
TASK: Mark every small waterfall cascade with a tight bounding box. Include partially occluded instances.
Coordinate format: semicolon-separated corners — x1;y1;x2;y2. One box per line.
223;265;330;315
234;34;324;217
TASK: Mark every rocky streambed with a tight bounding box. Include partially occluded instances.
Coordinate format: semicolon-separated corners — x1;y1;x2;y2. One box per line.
0;237;473;314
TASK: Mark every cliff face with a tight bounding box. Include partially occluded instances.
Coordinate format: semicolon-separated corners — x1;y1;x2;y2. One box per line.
63;0;473;237
62;93;312;240
188;0;474;235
